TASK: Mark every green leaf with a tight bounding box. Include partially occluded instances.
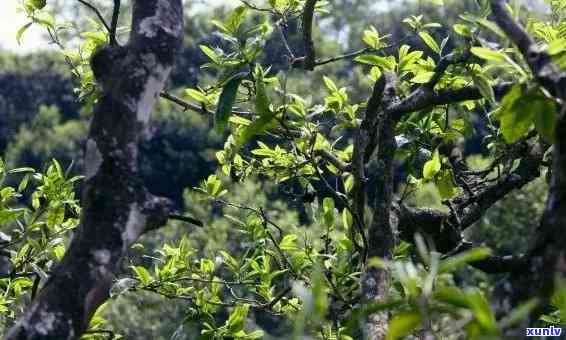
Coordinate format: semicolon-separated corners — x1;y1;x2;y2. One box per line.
215;74;244;133
534;98;558;142
410;71;435;84
418;31;440;54
237;67;276;145
470;47;507;62
434;286;470;308
362;26;387;49
280;234;298;251
453;23;472;37
436;169;457;199
229;115;252;126
46;206;65;228
220;250;239;271
342;208;353;230
225;6;248;34
499;87;556;143
185;88;208;104
199;45;221;64
386;311;422;340
466;289;498;332
131;266;153;285
226;304;249;332
33;11;55;29
323;76;339;92
322;197;335;228
423;149;441;180
354;55;396;70
245;330;264;339
475;17;506;38
438;247;492;273
0;209;24;225
547;38;566;55
28;0;47;9
472;73;495;103
498;86;529;143
200;258;215;274
80;31;107;45
8;167;35;174
16;22;33;45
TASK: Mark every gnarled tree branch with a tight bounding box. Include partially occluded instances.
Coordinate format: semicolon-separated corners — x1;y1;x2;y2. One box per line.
301;0;317;70
397;140;545;274
487;1;566;315
352;74;387;244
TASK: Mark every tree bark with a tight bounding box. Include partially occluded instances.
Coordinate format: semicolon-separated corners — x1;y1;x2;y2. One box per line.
5;1;184;339
488;0;566;327
360;73;399;339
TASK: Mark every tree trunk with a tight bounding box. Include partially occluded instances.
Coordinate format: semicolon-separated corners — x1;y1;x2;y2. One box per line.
5;1;184;339
359;73;399;339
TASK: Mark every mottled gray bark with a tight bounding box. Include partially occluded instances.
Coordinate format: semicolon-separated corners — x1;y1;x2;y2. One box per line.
352;75;387;256
358;73;399;339
488;0;566;328
4;1;184;339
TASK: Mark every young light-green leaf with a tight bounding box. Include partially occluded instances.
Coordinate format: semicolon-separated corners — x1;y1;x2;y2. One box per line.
354;55;396;70
436;169;458;199
386;311;422;340
423;149;441;180
471;47;507;62
419;31;440;54
16;22;33;45
438;247;492;273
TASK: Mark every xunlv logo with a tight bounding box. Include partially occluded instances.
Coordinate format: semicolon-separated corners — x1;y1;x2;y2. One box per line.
526;326;562;337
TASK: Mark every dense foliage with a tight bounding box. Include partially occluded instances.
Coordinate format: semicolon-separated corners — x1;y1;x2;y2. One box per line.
1;0;566;339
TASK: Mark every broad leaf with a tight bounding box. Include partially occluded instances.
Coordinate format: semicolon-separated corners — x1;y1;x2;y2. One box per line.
423;149;441;180
471;47;507;62
215;74;244;133
354;55;396;70
386;311;422;340
499;86;557;143
419;31;440;54
237;68;275;145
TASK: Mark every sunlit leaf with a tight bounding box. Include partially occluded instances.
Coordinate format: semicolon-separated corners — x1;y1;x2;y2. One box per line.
386;311;422;340
419;31;440;54
423;149;441;180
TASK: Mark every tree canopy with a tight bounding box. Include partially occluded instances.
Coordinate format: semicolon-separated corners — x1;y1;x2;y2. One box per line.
1;0;566;339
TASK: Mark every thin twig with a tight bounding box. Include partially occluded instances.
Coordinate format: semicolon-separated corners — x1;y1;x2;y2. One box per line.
77;0;111;33
277;21;295;60
313;48;371;67
110;0;121;46
160;91;253;116
168;213;204;227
